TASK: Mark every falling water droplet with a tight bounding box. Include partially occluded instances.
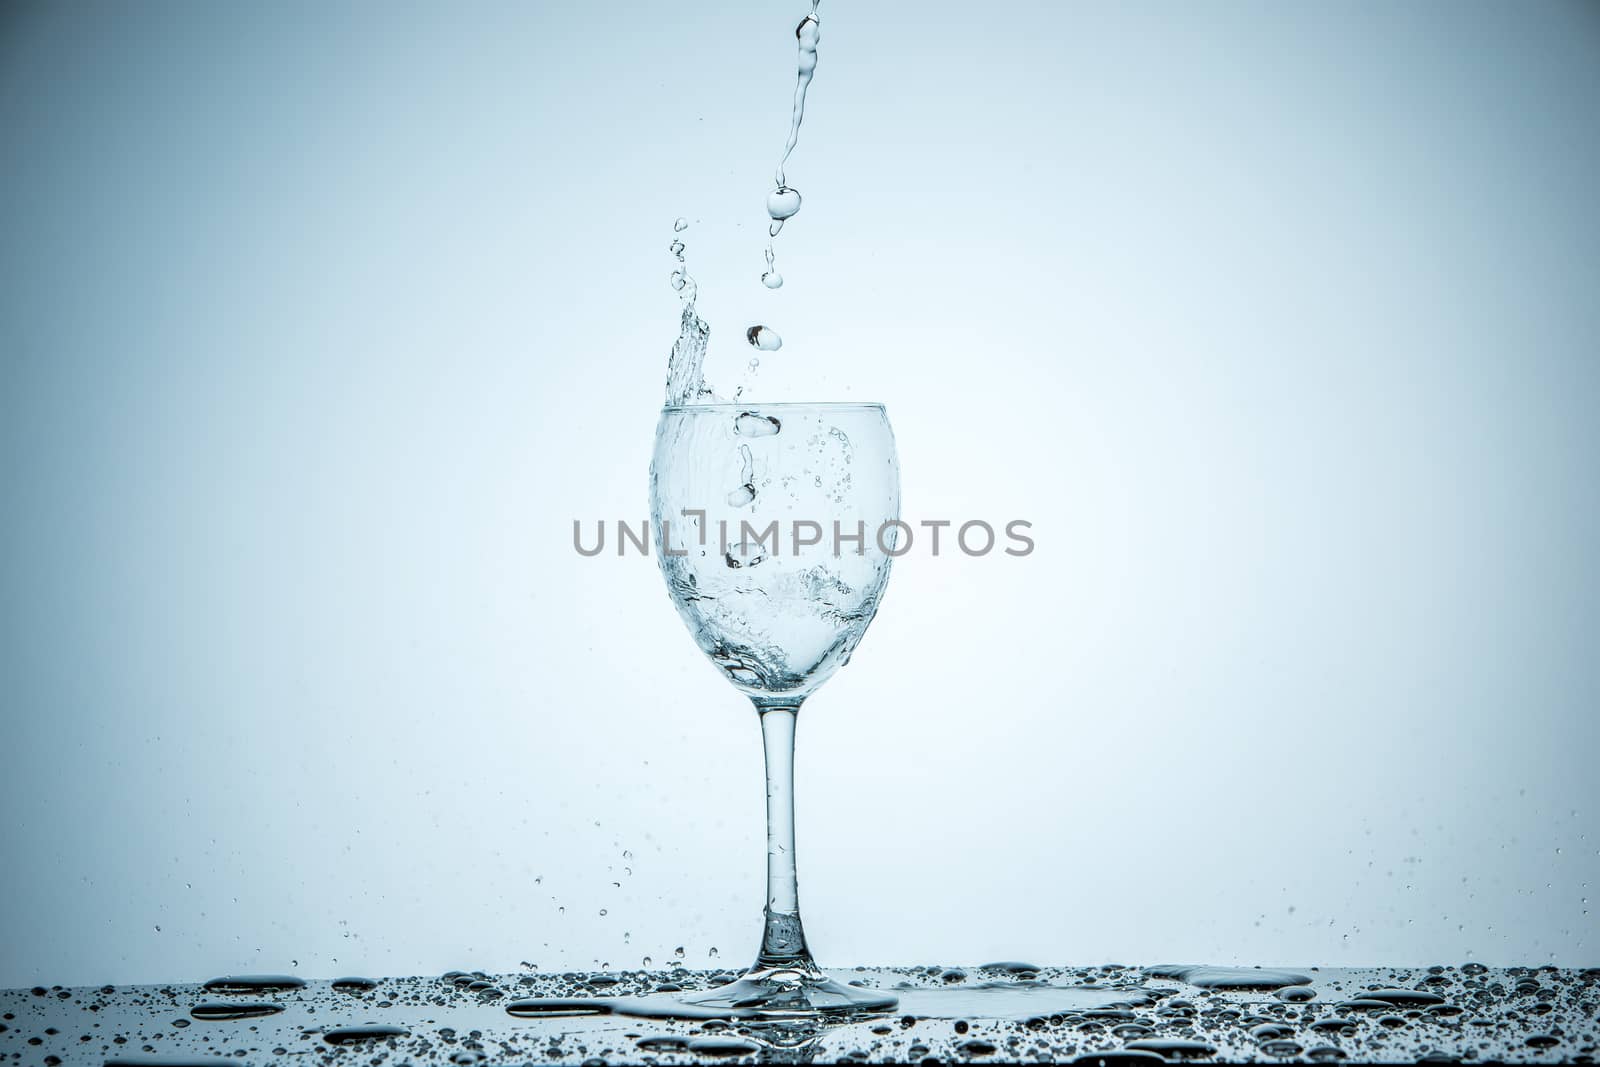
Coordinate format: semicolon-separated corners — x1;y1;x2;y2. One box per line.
762;248;783;289
726;484;756;507
747;326;782;351
767;186;802;221
673;217;688;232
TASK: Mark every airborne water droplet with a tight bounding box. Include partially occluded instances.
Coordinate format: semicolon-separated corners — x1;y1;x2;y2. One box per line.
762;248;784;289
726;484;756;507
767;186;802;221
673;217;688;232
747;326;782;351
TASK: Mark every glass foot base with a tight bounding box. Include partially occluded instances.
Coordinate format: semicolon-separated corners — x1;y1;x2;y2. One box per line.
681;969;897;1018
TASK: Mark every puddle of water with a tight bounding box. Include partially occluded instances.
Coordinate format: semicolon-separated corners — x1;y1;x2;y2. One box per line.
2;964;1596;1064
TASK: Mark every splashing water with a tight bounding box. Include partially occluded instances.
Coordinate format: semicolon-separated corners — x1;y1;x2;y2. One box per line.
663;220;712;407
664;3;825;405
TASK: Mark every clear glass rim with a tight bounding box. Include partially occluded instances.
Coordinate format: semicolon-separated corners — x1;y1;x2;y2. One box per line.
660;401;886;415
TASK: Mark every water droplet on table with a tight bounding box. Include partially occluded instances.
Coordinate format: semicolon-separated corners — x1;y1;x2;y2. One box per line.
190;1002;284;1021
323;1024;410;1045
201;975;306;994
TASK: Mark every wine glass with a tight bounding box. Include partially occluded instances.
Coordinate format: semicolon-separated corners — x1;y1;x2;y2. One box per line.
649;401;900;1016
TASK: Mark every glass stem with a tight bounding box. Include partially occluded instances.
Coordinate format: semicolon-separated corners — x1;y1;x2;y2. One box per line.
751;699;821;976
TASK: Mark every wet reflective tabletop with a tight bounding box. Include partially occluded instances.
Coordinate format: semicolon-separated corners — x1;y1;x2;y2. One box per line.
2;963;1596;1064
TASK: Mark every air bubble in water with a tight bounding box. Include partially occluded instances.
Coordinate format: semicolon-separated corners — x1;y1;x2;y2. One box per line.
726;484;756;507
669;240;685;259
725;543;768;568
673;217;688;232
767;186;802;221
747;326;782;351
735;413;781;437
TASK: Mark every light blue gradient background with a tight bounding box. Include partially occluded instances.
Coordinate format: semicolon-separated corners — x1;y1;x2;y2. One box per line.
2;1;1597;987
